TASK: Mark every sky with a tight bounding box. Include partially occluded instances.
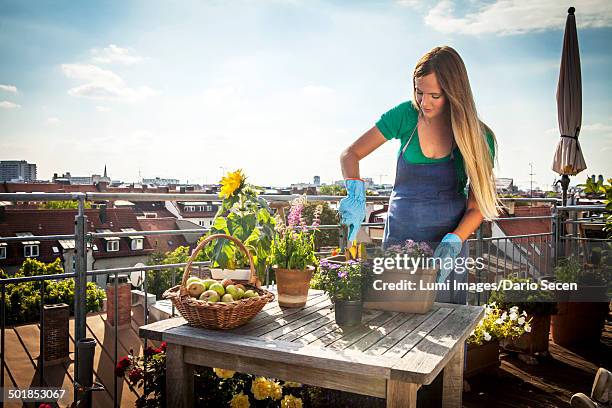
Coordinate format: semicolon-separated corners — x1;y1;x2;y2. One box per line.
0;0;611;190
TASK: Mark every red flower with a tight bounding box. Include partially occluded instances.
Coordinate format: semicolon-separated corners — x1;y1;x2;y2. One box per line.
118;356;131;368
128;367;143;382
160;341;167;350
39;404;52;408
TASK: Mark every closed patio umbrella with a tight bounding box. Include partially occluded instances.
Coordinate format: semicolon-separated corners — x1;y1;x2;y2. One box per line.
552;7;586;206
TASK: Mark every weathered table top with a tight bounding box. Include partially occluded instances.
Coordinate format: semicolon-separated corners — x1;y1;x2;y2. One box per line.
139;290;483;389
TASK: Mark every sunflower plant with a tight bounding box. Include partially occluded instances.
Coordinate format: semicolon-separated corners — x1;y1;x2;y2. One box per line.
202;170;276;283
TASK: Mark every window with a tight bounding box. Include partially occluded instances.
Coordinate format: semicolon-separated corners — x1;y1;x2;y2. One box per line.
198;220;205;227
184;205;195;212
24;245;39;257
107;240;119;252
131;238;143;250
0;246;6;259
198;206;205;212
206;205;212;211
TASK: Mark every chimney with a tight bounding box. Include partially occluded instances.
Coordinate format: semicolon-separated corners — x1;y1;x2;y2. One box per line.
42;304;70;365
106;274;132;327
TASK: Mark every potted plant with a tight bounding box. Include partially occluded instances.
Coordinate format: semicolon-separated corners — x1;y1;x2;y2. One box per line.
361;240;437;314
466;302;532;377
268;196;321;308
549;255;610;346
319;258;364;326
203;170;276;284
489;276;557;356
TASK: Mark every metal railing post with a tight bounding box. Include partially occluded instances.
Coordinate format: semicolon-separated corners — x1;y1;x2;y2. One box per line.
74;194;88;401
475;223;483;305
551;201;558;275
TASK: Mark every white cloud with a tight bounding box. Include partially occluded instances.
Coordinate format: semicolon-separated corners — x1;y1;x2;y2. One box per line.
61;63;157;102
582;123;612;133
90;44;143;65
46;117;61;125
424;0;612;36
96;106;110;112
0;84;18;94
0;101;20;109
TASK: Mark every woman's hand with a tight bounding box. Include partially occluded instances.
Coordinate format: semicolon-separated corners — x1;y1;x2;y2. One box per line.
434;233;463;283
339;179;366;242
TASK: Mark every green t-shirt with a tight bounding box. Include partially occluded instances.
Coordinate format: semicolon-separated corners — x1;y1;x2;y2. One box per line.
375;101;496;198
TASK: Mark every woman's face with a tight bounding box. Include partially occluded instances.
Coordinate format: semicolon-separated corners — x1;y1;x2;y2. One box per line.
415;73;448;121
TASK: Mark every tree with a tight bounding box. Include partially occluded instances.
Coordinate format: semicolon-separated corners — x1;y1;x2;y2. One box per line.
38;201;92;209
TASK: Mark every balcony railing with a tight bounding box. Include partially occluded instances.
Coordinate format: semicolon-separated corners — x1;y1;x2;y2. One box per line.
0;192;608;407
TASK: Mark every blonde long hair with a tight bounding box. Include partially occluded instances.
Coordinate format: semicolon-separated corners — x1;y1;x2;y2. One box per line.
412;46;501;220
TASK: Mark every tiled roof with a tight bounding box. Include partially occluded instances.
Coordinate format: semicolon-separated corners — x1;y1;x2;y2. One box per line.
137;217;189;254
0;208;153;268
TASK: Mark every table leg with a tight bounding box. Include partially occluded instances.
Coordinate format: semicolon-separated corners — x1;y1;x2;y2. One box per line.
442;344;465;408
166;343;194;408
386;380;417;408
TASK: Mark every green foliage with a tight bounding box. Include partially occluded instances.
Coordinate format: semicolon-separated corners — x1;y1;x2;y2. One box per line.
0;258;105;325
318;184;346;196
468;303;532;345
318;258;363;301
146;247;191;299
579;176;612;238
207;184;275;283
38;201;92;209
489;276;557;316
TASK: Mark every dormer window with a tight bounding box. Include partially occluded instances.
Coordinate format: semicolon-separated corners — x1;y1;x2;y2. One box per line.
17;232;40;258
184;205;195;212
107;240;119;252
0;243;7;259
98;229;120;252
121;228;144;251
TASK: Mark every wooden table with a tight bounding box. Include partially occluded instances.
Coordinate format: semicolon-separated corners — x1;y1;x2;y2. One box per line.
139;291;483;408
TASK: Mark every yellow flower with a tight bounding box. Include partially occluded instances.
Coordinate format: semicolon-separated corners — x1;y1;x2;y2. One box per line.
251;376;272;400
270;380;283;400
213;367;236;379
281;394;303;408
230;392;250;408
283;381;302;388
219;169;245;198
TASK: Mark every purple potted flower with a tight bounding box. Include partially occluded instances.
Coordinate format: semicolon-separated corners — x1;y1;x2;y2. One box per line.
319;258;363;326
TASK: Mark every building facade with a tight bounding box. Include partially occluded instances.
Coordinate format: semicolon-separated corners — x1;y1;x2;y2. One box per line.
0;160;37;182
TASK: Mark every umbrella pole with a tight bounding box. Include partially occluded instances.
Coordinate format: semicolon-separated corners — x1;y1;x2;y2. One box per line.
560;174;571;207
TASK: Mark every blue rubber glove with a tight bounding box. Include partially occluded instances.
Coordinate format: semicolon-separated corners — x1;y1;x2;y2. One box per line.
433;233;463;283
338;179;366;243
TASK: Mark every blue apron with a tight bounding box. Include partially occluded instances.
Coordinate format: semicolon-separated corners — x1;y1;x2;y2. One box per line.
383;123;469;305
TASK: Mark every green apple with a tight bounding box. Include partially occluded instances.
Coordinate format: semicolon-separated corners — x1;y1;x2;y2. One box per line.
187;281;206;298
202;279;218;290
186;276;202;286
199;290;220;303
225;285;239;299
221;294;234;303
209;282;225;297
236;288;245;300
243;289;259;298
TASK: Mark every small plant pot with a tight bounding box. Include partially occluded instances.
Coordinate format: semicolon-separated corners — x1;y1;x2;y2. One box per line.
465;341;500;378
274;266;315;308
334;300;363;326
501;314;551;355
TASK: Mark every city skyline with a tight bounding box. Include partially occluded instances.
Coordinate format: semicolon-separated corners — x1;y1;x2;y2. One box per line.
1;1;611;190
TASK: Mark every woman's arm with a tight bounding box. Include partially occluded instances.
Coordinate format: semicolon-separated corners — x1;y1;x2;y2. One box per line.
452;187;485;241
340;126;388;179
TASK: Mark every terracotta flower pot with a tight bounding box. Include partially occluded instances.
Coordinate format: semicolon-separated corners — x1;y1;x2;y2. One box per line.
551;283;608;346
465;340;500;378
274;266;315;308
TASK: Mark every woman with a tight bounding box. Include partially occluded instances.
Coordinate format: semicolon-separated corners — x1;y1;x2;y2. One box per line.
339;46;500;305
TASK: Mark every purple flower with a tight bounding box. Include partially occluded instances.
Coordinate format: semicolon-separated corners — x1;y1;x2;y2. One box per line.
338;270;348;279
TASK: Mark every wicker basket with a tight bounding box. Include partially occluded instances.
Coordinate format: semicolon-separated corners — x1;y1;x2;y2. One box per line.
163;234;274;330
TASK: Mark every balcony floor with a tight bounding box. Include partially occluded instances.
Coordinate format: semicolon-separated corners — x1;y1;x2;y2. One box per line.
1;305;610;407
